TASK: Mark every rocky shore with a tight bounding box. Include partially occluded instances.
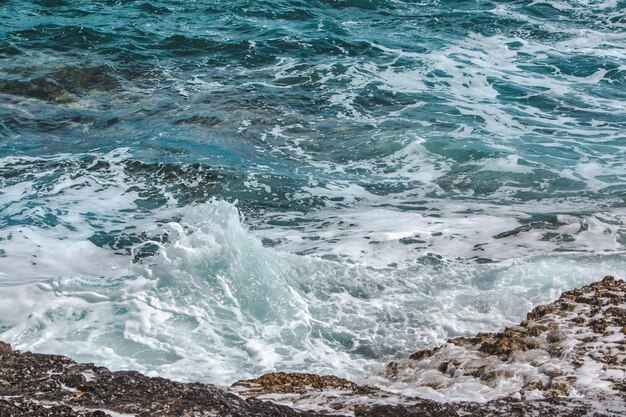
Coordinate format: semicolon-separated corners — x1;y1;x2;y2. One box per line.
1;277;624;417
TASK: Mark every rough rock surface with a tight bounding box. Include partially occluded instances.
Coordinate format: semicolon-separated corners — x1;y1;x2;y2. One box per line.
231;372;458;416
230;373;624;416
385;276;626;400
0;341;311;417
1;277;625;416
231;277;626;416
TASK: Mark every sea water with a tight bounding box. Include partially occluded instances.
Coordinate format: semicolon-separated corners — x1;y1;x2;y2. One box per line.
0;0;625;400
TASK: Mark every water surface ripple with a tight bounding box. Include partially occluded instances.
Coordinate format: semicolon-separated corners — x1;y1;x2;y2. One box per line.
0;0;625;400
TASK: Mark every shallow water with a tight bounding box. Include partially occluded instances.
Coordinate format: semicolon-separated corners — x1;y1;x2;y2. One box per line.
1;0;625;400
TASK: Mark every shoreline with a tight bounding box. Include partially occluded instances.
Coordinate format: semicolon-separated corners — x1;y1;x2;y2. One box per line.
1;276;624;416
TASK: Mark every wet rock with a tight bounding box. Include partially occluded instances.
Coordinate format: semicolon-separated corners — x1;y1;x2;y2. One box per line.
457;396;625;417
384;276;626;404
409;347;436;361
229;275;626;416
2;277;625;417
353;403;458;417
231;371;458;416
0;65;119;103
0;400;108;417
232;372;375;396
0;341;312;417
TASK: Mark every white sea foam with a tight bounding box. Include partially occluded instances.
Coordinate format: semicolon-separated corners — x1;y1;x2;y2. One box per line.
1;0;625;406
1;161;625;389
0;149;625;388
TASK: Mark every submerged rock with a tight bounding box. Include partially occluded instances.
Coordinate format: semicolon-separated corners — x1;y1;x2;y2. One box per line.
1;276;624;416
0;65;119;103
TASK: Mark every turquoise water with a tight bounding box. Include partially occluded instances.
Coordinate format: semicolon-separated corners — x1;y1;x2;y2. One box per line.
1;0;625;392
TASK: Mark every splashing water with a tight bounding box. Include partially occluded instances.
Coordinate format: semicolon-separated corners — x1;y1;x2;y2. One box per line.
1;0;625;399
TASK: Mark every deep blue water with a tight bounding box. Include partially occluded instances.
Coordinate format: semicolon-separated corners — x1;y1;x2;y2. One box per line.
1;0;625;391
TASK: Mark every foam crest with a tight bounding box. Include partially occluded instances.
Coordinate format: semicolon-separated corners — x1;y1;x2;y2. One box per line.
1;195;625;393
1;0;626;403
136;200;309;324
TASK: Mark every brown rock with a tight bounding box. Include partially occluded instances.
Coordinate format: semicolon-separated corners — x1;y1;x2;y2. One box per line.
522;379;544;392
0;342;11;355
409;348;436;361
527;325;548;336
232;372;368;395
0;344;313;417
546;331;564;344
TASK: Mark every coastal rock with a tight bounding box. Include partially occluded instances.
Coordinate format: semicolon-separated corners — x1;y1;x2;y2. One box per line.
0;341;312;417
231;372;457;416
385;276;626;400
231;277;625;416
232;372;374;395
2;277;625;417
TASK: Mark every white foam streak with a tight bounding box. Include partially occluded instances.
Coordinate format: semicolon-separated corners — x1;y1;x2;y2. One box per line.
1;193;625;393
